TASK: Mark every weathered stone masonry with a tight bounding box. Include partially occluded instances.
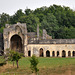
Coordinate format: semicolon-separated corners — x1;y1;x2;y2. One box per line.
2;23;75;57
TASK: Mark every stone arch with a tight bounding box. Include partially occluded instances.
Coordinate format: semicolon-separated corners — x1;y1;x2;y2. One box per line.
57;51;59;57
68;51;71;57
10;34;23;53
52;51;55;57
9;33;23;44
9;25;23;43
46;50;50;57
62;50;66;57
28;50;31;57
39;48;43;57
72;51;75;57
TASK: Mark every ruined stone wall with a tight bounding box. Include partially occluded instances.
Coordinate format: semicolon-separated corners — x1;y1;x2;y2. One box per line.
28;39;75;44
27;44;75;57
39;39;75;44
3;23;75;57
3;23;28;56
43;29;52;39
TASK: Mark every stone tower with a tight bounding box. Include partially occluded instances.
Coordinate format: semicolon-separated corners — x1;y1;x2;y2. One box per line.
3;22;28;56
37;24;39;40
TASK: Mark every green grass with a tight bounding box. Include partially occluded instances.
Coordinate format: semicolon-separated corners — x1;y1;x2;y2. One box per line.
0;56;6;66
0;57;75;75
18;57;75;68
0;56;5;63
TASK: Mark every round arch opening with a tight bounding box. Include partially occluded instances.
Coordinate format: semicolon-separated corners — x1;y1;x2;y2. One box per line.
10;35;23;53
46;50;50;57
40;48;43;57
52;51;55;57
68;51;71;57
62;50;66;57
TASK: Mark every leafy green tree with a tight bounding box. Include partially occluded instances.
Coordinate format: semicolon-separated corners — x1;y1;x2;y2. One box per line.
55;26;68;39
24;14;40;32
9;50;22;68
30;55;39;75
0;26;4;33
65;26;75;38
0;13;10;27
5;49;22;68
25;8;33;15
41;13;59;38
9;50;16;67
0;4;75;39
9;9;24;24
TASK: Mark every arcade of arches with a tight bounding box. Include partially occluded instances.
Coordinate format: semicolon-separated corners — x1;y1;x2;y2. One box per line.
28;48;75;57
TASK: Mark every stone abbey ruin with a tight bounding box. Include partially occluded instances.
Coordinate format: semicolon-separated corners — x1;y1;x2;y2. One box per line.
0;22;75;57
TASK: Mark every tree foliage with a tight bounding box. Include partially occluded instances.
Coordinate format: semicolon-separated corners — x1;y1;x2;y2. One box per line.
30;55;39;74
0;5;75;39
5;49;22;68
9;50;22;68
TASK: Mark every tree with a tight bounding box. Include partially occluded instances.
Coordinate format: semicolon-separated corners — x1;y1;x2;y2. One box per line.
0;5;75;39
25;8;33;15
30;55;39;75
0;26;4;33
9;9;24;24
9;50;22;68
24;14;40;32
0;13;10;27
41;13;59;38
5;49;22;68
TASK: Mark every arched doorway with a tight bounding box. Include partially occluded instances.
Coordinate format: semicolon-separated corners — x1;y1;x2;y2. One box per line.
57;51;59;57
46;50;50;57
68;51;71;57
10;35;22;53
52;51;55;57
28;50;31;56
40;48;43;57
62;50;66;57
72;51;75;57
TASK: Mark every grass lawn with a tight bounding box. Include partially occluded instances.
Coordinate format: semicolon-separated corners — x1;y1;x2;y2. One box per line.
0;57;75;75
19;57;75;68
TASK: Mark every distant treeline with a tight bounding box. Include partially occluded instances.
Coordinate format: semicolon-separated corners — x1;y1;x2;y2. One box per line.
0;4;75;39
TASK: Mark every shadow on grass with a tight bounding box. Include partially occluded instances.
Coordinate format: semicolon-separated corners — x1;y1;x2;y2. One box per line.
0;61;6;66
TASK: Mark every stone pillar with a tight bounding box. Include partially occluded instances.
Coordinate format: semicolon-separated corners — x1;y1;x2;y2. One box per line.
66;51;68;57
44;51;46;57
24;24;28;57
24;34;28;57
31;48;33;57
7;34;10;49
50;51;52;57
4;40;8;54
3;28;10;55
24;45;28;57
59;51;62;57
55;51;57;57
71;51;72;57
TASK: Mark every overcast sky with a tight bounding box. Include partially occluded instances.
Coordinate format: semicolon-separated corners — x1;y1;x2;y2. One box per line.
0;0;75;15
